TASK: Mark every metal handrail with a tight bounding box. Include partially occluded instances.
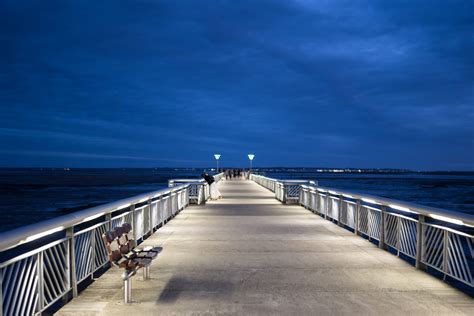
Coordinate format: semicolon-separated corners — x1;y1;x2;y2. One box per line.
0;184;189;252
0;179;197;315
251;173;474;288
250;174;474;226
168;172;225;185
168;173;224;205
301;183;474;227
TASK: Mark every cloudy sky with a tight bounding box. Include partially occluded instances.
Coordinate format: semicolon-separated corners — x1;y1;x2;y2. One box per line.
0;0;472;169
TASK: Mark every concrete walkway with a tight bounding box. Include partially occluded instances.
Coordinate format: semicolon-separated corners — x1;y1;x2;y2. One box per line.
57;180;473;315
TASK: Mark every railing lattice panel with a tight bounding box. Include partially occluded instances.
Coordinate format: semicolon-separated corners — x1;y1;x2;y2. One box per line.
1;256;38;316
447;233;473;285
422;225;444;270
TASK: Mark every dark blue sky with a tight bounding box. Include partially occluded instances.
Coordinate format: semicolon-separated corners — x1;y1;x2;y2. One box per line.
0;0;473;169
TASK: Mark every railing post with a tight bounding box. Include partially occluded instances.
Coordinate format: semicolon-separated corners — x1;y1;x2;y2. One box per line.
379;205;386;249
185;188;189;207
197;184;202;205
324;194;328;219
315;192;320;214
338;195;344;226
105;213;112;231
396;216;401;256
159;198;164;226
442;230;449;280
354;200;360;235
148;199;153;233
37;251;44;312
130;205;136;240
0;268;3;316
416;215;425;269
67;227;78;298
91;227;96;278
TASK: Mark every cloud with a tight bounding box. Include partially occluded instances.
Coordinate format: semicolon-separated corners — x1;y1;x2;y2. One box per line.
0;0;472;169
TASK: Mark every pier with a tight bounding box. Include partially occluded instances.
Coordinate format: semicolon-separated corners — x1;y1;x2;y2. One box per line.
1;175;473;315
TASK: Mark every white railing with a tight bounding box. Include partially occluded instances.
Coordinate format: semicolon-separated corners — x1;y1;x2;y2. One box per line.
250;174;315;203
250;174;277;192
168;173;224;204
0;184;191;315
252;174;474;289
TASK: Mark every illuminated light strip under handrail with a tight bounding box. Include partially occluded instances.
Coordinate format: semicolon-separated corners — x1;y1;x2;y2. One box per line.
362;205;381;212
424;223;474;238
82;212;106;223
388;204;418;214
0;183;191;252
429;214;464;225
24;226;64;243
116;203;131;210
361;198;379;205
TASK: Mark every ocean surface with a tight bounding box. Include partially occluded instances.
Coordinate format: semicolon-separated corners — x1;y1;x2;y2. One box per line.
0;168;473;232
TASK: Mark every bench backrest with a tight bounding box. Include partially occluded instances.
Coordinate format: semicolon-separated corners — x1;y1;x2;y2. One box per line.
102;223;136;264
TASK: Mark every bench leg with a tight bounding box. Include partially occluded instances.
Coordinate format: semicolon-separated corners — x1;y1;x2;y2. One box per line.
124;278;132;303
143;266;150;280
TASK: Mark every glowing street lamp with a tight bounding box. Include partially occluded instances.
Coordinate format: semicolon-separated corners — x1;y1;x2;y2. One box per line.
248;154;255;172
214;154;221;172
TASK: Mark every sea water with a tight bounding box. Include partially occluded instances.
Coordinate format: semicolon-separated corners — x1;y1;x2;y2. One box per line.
0;168;472;232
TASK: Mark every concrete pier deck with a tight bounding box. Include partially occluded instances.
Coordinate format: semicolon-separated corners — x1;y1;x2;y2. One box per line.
57;180;473;315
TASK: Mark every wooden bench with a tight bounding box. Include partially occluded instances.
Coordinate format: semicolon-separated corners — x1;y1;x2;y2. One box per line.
102;223;162;303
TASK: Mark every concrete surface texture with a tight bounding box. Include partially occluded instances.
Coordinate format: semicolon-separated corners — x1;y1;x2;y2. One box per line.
57;180;473;315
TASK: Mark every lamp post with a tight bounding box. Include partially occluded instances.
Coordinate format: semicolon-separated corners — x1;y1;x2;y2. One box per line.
214;154;221;173
248;154;255;173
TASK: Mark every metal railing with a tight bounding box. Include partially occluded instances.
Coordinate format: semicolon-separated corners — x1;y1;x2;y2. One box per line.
168;173;224;205
251;174;474;289
250;174;278;192
250;175;315;204
0;183;195;315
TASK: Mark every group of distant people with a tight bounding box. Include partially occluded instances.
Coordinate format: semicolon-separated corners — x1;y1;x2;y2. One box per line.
201;169;252;201
224;169;250;180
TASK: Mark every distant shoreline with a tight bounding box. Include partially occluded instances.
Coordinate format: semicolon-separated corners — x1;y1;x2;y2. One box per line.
0;167;472;174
